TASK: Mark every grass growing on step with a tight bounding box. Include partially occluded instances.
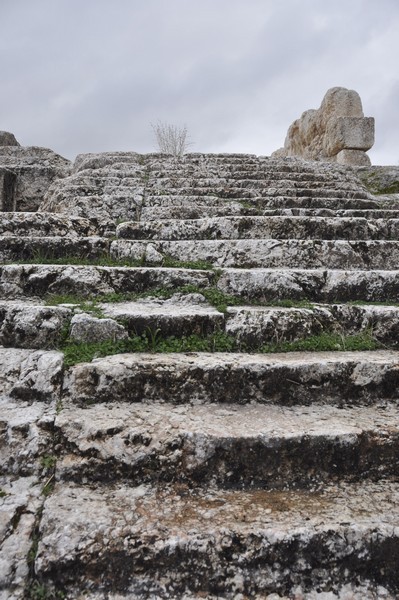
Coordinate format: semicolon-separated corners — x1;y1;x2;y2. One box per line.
261;329;380;353
62;327;381;366
62;330;236;366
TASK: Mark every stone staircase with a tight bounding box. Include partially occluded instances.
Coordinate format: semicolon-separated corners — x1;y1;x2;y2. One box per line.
1;152;399;599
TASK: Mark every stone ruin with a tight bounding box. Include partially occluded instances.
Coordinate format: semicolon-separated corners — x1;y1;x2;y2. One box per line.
273;86;375;166
2;120;399;598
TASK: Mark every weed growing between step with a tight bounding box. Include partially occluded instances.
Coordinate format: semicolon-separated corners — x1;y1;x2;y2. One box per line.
61;327;381;366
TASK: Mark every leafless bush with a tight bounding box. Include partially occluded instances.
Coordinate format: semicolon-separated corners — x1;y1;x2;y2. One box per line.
151;121;191;157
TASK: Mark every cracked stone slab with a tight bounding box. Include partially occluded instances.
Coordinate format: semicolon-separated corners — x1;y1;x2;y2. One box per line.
35;479;399;598
63;350;399;406
0;475;42;598
0;396;56;476
55;401;399;487
0;348;63;401
111;239;399;270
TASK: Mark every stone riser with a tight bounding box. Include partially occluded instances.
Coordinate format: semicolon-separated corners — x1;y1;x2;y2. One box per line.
218;268;399;303
34;480;399;598
116;216;399;241
1;265;399;303
112;238;399;269
0;264;214;300
0;212;110;237
55;401;399;487
63;350;399;406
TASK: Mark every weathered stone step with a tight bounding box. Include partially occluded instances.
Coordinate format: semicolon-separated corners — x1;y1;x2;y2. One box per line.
1;264;399;304
143;193;383;210
140;202;260;220
218;267;399;302
0;265;214;300
55;401;399;487
117;216;399;241
0;236;110;262
35;479;399;598
225;303;399;348
0;212;112;237
0;347;63;401
112;238;399;269
262;207;399;218
63;350;399;406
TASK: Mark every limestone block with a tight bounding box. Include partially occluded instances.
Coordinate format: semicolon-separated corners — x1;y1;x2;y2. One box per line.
326;117;374;155
336;149;371;167
69;313;128;343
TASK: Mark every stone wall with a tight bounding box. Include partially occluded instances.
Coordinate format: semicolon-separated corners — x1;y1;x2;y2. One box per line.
273;87;375;166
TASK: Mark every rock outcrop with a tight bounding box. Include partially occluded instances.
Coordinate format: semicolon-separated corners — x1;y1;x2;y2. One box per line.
273;87;375;166
0;131;20;146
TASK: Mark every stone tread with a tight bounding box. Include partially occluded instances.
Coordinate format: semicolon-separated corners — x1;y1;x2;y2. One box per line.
35;479;399;598
63;350;399;406
55;401;399;486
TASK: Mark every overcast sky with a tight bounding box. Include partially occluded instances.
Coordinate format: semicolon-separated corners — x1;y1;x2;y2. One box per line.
1;0;398;164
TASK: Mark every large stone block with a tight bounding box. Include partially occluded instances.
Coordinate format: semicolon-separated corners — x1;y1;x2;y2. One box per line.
336;149;371;166
326;116;374;155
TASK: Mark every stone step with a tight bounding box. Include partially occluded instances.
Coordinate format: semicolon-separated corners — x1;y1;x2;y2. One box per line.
111;238;399;269
0;212;112;237
35;479;399;598
143;193;383;209
225;303;399;348
0;236;110;262
262;207;399;218
55;401;399;487
1;264;398;304
63;350;399;406
140;202;261;220
2;297;398;351
117;216;399;241
0;264;215;300
0;347;63;401
218;267;399;303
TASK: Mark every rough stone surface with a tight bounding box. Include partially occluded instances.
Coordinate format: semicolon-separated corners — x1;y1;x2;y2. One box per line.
69;313;128;343
0;301;71;349
0;168;17;211
0;131;19;146
273;87;374;165
35;480;399;598
63;350;399;406
0;146;71;211
0;347;63;401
